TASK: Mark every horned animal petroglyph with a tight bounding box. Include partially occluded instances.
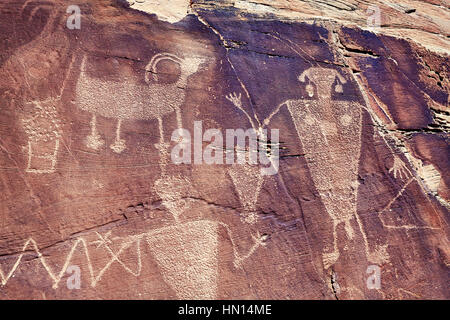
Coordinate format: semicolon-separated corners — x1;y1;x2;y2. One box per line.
76;53;204;153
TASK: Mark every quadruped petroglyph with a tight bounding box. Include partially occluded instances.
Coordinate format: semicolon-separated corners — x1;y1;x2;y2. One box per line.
76;53;205;153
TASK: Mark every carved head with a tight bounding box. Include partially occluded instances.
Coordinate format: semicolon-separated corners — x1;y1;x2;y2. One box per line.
298;67;347;100
181;57;205;77
145;53;204;84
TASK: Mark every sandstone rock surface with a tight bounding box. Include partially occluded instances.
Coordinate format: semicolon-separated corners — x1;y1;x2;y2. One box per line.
0;0;448;299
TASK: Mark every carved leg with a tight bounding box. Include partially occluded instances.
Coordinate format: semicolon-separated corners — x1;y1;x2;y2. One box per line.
86;114;104;150
110;119;126;153
217;222;267;269
344;218;354;240
26;138;60;174
322;220;340;269
155;117;170;175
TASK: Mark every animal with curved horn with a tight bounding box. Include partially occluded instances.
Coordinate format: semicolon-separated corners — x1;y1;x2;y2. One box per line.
76;52;204;153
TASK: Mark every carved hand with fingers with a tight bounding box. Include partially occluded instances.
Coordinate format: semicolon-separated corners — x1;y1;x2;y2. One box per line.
389;156;411;179
226;92;242;108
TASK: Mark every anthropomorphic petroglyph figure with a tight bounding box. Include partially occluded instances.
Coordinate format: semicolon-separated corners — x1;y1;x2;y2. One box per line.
283;67;369;269
224;92;277;224
0;218;266;299
76;53;204;153
22;98;61;173
3;1;75;174
226;67;388;269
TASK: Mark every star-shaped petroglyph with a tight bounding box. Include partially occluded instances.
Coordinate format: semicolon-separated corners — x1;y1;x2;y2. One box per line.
91;231;113;249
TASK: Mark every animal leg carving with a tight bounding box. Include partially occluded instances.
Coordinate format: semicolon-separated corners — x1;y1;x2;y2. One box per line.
86;114;104;150
110;119;126;153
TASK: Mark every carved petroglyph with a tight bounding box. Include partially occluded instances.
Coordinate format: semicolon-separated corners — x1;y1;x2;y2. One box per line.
146;220;219;299
0;236;142;289
283;67;367;269
225;92;276;224
15;48;75;174
398;288;421;299
291;67;396;267
219;222;268;268
377;176;441;231
389;156;411;179
8;1;78;174
76;53;204;153
85;114;104;150
22;98;61;174
227;67;391;269
0;220;265;298
226;92;258;130
228;163;264;224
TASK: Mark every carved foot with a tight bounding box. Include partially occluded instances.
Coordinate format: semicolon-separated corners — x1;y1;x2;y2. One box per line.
86;132;104;150
110;139;126;154
322;251;339;270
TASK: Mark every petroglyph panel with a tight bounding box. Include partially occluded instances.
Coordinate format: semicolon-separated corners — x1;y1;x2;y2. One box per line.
0;0;448;300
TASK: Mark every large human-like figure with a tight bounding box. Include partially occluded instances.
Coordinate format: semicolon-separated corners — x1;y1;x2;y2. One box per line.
226;66;411;269
281;67;365;268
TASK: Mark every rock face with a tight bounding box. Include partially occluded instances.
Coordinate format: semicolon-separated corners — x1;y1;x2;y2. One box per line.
0;0;448;299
